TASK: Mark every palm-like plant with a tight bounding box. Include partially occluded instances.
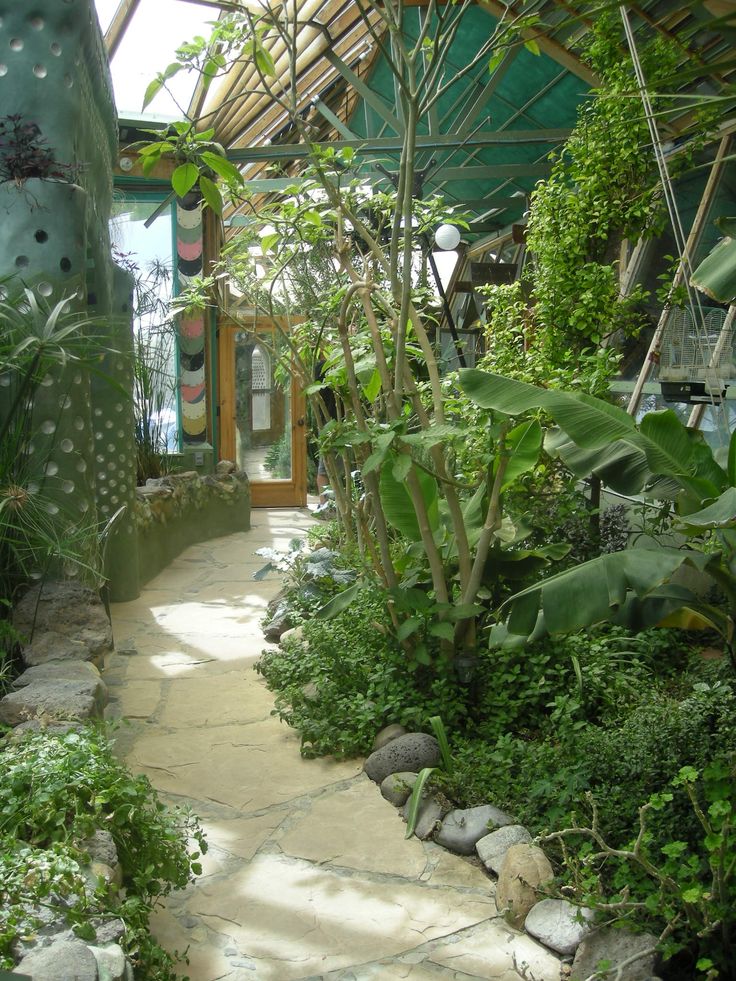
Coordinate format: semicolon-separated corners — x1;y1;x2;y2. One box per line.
0;289;103;613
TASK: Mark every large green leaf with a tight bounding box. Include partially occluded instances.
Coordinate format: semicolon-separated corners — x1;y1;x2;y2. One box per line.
633;410;694;477
691;222;736;303
502;546;710;638
675;486;736;528
501;419;542;491
460;370;636;449
171;162;199;198
379;463;439;542
550;435;650;495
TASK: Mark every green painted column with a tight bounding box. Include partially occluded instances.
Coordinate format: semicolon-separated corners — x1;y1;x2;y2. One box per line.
0;0;140;599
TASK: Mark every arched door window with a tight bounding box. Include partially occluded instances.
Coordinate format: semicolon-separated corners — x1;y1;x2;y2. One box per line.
251;344;271;432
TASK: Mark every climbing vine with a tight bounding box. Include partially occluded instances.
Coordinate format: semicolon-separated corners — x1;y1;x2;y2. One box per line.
481;17;684;391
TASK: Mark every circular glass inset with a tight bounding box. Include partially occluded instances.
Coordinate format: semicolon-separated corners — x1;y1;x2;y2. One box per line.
33;64;47;79
60;438;74;452
61;480;74;494
40;420;56;435
44;461;58;475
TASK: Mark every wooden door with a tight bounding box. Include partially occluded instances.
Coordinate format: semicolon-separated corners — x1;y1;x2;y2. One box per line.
218;318;307;507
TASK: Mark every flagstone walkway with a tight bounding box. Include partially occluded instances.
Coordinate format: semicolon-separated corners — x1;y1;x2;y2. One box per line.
107;508;563;981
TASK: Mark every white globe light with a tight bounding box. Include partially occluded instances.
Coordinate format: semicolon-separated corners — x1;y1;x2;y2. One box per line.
434;223;461;250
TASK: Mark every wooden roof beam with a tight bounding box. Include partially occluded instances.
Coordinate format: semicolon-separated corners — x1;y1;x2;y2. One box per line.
477;0;597;85
105;0;142;59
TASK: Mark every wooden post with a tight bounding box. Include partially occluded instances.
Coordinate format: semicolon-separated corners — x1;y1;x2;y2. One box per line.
627;135;731;416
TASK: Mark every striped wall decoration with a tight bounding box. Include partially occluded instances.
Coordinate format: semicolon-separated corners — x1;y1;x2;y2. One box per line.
176;195;208;444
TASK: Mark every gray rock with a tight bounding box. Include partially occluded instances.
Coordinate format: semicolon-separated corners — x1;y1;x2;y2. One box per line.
16;938;98;981
88;942;127;981
280;625;305;646
8;719;82;738
402;793;444;839
571;927;660;980
13;581;113;664
0;677;106;726
476;824;532;875
93;918;126;945
525;898;595;956
263;601;291;642
216;459;237;475
380;771;417;806
80;830;118;868
12;660;103;688
364;732;440;784
10;902;74;959
495;843;554;928
373;723;407;752
21;632;99;668
434;804;514;855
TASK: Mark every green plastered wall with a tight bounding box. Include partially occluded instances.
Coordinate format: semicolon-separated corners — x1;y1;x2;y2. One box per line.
0;0;140;601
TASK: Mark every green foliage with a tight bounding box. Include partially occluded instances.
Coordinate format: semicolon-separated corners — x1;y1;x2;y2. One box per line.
691;216;736;305
256;588;468;757
115;252;178;483
0;727;205;978
405;716;453;838
548;757;736;978
0;289;105;605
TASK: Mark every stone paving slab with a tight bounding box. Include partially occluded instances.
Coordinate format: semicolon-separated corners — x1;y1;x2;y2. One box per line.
110;508;562;981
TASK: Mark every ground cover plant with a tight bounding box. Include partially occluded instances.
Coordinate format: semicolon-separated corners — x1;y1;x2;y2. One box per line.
0;725;206;980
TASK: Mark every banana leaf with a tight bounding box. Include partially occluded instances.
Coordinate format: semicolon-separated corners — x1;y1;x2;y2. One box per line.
690;216;736;303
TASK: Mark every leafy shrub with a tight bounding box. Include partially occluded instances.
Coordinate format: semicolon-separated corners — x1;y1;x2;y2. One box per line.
474;625;687;742
257;588;468;757
548;758;736;979
441;662;736;857
0;727;205;978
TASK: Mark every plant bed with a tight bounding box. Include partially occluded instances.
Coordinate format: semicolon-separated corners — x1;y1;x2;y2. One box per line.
130;464;250;590
256;553;736;980
0;725;205;981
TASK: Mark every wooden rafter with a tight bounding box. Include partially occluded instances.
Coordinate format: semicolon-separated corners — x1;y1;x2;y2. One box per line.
105;0;142;59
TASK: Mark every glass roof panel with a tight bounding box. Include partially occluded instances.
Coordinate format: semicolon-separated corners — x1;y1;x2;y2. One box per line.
99;0;217;120
94;0;120;34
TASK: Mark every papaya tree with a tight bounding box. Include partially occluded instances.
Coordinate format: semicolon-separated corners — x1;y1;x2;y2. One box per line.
141;0;575;667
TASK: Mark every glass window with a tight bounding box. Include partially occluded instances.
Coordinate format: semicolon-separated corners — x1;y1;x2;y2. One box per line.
110;197;179;453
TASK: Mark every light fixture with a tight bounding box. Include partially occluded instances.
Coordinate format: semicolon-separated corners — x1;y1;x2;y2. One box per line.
454;651;479;685
434;223;461;251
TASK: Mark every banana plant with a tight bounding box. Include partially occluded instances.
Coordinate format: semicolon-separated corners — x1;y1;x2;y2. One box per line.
691;216;736;304
459;368;736;668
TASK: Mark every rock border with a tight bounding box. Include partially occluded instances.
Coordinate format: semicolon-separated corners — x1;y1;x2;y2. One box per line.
2;581;131;980
363;723;662;981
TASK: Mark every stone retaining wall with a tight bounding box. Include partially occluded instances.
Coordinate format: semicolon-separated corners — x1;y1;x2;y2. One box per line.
115;464;251;597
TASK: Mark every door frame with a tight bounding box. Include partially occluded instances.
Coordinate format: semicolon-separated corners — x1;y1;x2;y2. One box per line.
217;316;307;507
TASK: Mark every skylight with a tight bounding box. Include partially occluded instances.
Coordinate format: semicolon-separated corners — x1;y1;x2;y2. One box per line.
94;0;218;120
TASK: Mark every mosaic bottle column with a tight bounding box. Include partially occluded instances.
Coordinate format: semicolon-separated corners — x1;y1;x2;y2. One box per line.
0;0;140;599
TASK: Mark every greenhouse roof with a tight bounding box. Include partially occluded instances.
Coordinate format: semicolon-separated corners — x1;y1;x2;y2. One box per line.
97;0;736;235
